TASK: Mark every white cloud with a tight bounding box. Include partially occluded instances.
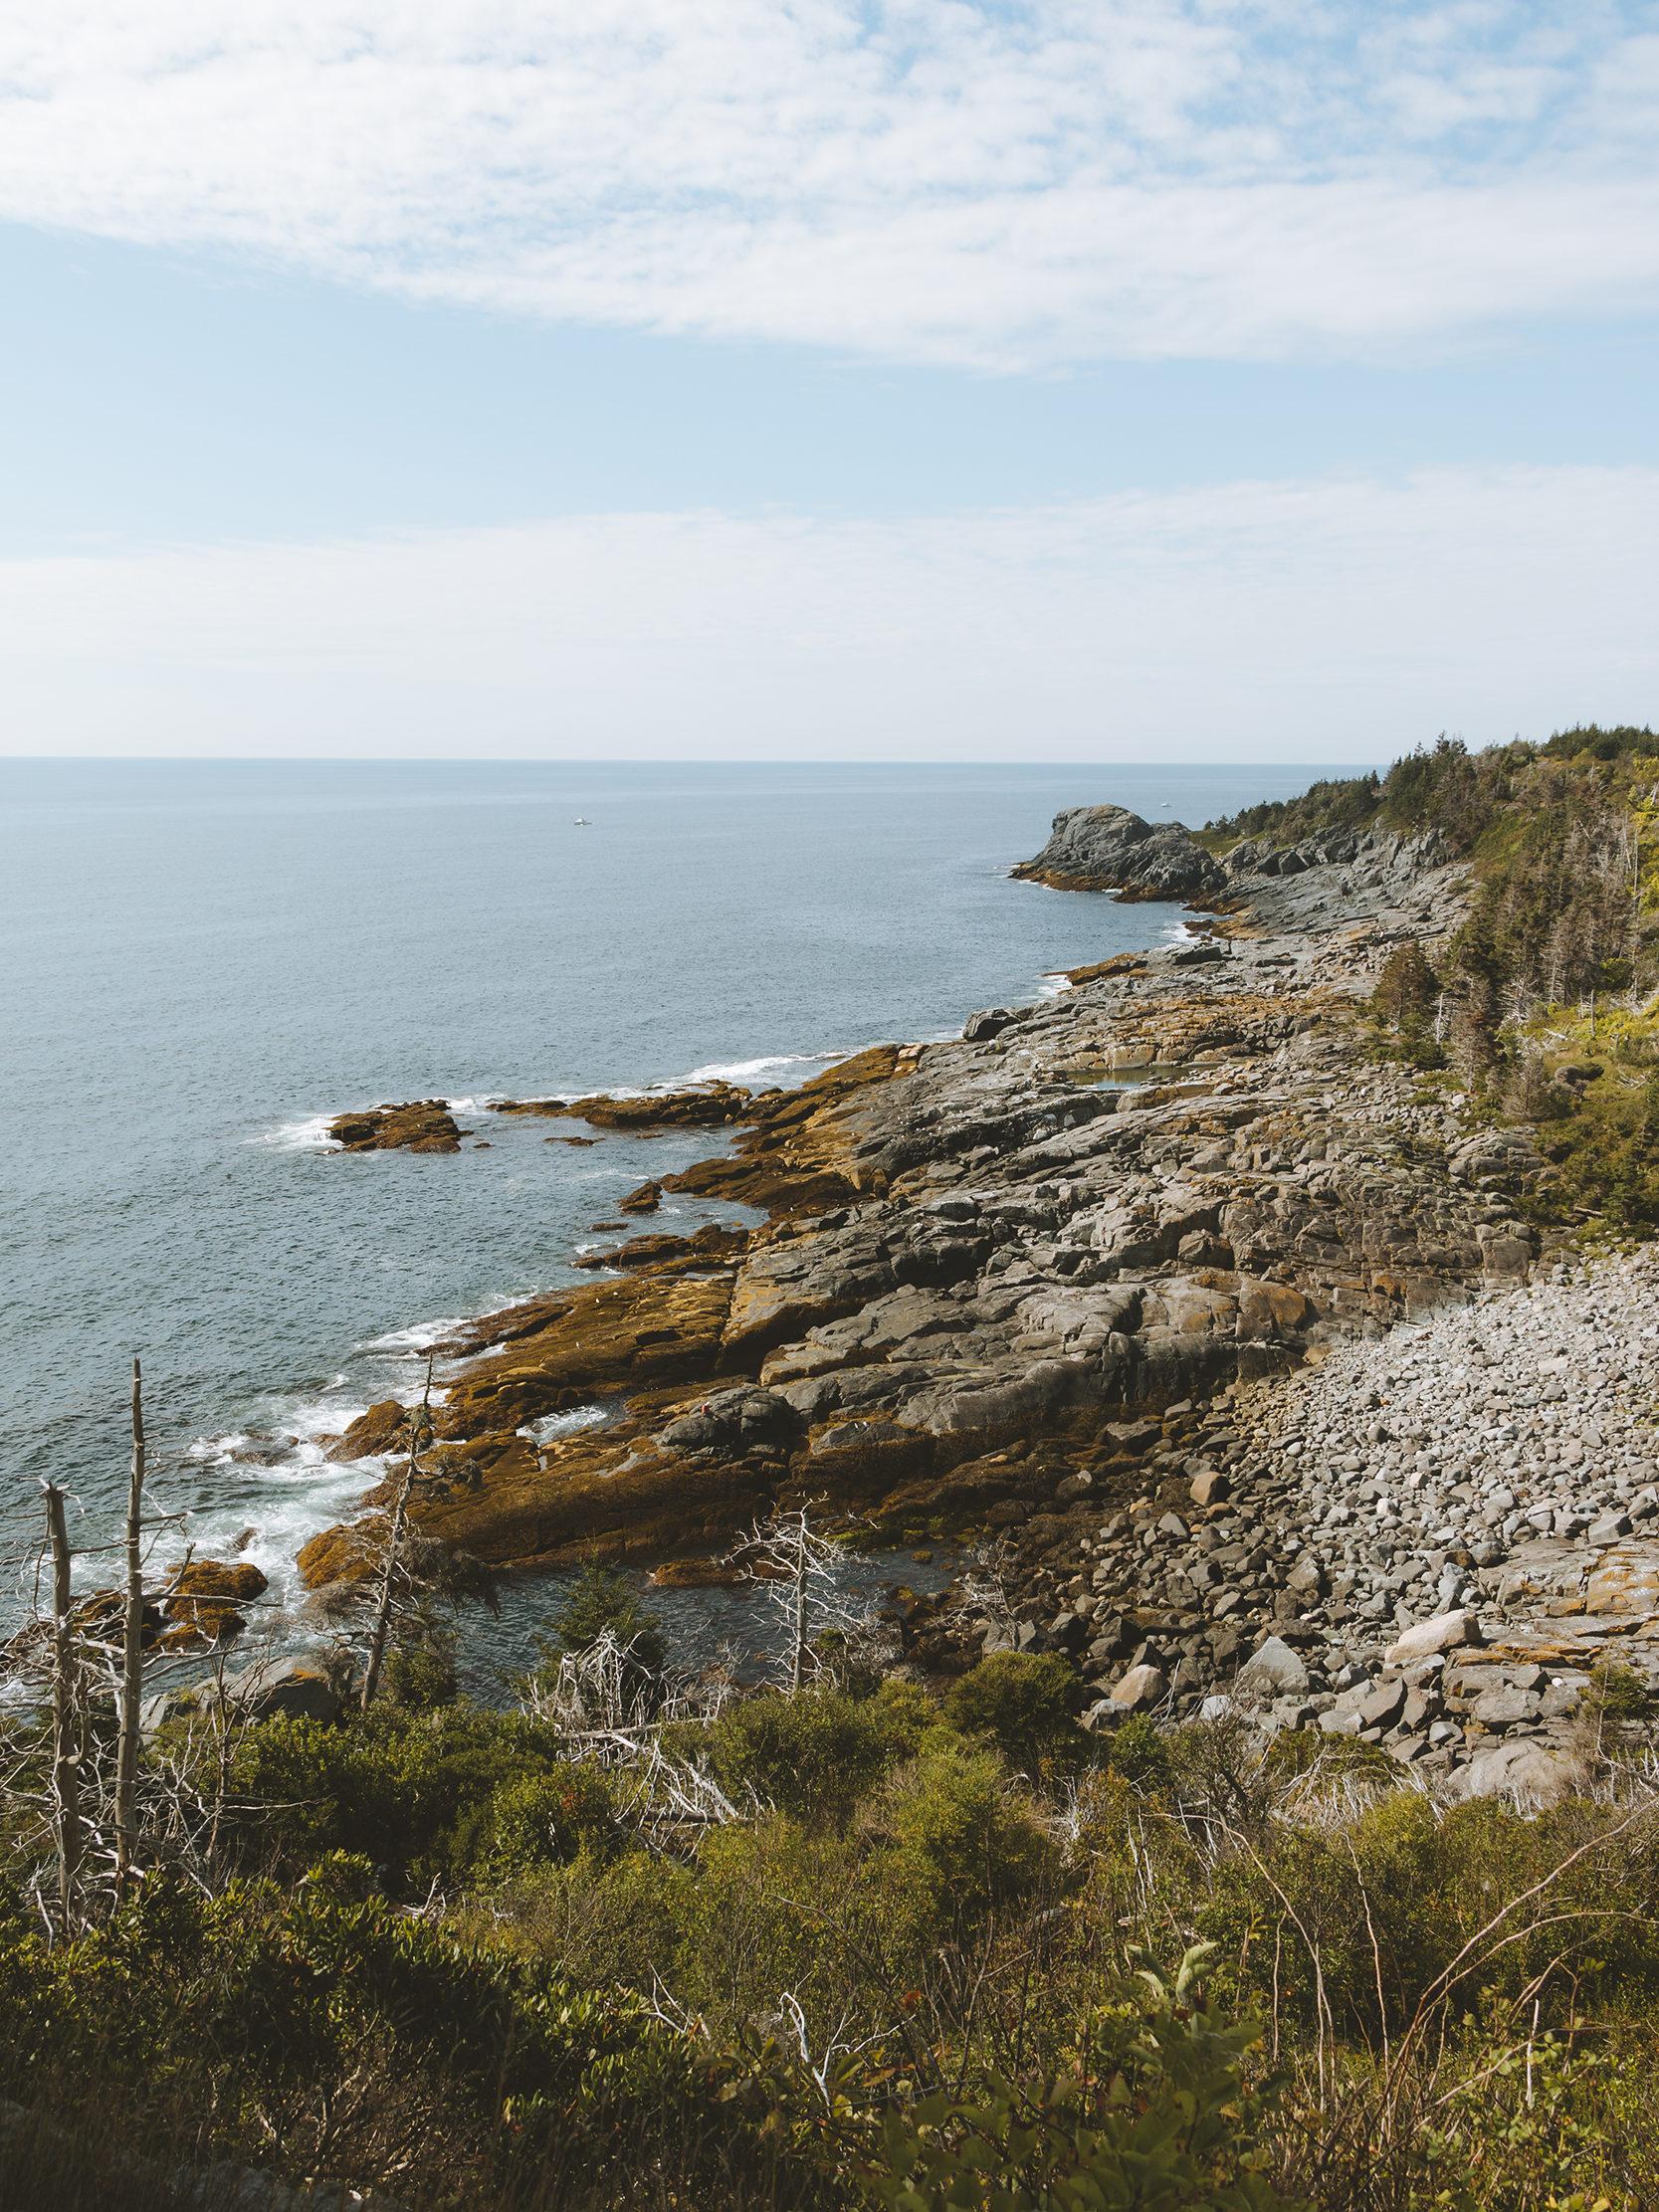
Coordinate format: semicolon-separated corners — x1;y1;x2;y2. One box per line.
4;465;1653;758
0;3;1656;366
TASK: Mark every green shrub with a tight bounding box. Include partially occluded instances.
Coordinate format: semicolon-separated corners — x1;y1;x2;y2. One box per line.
0;1865;811;2210
227;1705;559;1894
864;1747;1058;1934
867;1948;1293;2211
540;1562;668;1678
379;1628;460;1710
672;1814;861;2022
945;1652;1088;1778
703;1685;927;1828
1097;1710;1173;1791
448;1763;621;1885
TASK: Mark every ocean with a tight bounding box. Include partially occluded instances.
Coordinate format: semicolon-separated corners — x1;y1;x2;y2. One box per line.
0;758;1332;1675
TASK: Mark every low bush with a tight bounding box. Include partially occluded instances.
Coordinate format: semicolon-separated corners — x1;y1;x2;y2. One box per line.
702;1681;927;1827
945;1651;1089;1778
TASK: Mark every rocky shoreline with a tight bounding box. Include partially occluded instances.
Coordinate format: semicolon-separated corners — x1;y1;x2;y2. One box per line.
294;802;1656;1792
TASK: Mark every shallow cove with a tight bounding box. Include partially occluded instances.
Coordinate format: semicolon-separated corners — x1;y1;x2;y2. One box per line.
1;759;1328;1669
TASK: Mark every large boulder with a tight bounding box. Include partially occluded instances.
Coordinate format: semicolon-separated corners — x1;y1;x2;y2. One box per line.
657;1386;802;1459
141;1655;346;1736
1236;1634;1309;1698
1012;806;1226;903
1385;1608;1480;1668
1456;1737;1589;1808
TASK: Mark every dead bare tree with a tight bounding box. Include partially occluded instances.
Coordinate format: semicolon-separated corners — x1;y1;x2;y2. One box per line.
727;1505;872;1694
360;1355;434;1711
112;1354;146;1899
42;1483;85;1933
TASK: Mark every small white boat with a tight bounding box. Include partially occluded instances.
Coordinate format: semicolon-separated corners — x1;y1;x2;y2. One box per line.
573;816;591;826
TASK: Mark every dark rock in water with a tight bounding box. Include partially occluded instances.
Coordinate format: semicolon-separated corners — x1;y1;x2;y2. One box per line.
158;1558;271;1649
1012;805;1226;902
500;1081;754;1130
327;1398;411;1463
619;1179;663;1214
328;1100;464;1153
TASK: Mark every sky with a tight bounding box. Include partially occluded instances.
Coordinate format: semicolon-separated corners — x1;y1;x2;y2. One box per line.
2;1;1657;762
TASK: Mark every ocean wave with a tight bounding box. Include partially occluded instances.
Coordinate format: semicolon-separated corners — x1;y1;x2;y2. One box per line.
185;1430;254;1464
679;1049;847;1087
359;1315;471;1355
150;1391;385;1613
254;1112;341;1152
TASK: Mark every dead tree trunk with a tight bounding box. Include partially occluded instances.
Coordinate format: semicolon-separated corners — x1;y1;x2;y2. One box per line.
44;1483;84;1932
360;1357;433;1710
790;1538;809;1695
112;1355;146;1901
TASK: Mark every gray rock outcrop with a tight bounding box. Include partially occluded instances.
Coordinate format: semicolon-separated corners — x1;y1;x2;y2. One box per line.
1012;805;1226;902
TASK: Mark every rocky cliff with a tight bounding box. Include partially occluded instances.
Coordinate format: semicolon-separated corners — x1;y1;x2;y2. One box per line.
1011;802;1226;901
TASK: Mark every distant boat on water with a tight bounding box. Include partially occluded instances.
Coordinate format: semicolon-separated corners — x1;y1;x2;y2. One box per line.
573;816;591;826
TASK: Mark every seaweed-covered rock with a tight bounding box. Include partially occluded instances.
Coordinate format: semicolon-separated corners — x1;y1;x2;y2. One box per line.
328;1101;463;1153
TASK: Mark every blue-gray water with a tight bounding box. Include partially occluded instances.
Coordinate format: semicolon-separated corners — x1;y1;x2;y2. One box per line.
0;760;1328;1670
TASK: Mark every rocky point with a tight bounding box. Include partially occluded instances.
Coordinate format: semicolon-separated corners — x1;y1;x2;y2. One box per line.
296;802;1655;1796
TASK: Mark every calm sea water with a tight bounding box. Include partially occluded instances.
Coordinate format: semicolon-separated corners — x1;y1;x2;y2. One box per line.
0;760;1327;1669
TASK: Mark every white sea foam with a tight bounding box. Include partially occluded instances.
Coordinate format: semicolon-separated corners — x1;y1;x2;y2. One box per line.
520;1405;610;1447
360;1315;470;1354
255;1112;340;1152
152;1392;383;1612
679;1049;845;1087
186;1430;253;1463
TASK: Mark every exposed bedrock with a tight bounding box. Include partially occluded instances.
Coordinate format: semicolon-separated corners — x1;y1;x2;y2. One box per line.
1011;803;1226;901
494;1080;755;1130
1010;800;1456;913
327;1100;465;1153
300;827;1549;1601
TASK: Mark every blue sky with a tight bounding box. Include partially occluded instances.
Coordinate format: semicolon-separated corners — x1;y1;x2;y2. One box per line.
2;2;1657;760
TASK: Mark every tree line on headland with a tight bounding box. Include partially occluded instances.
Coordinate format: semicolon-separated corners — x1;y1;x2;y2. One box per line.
1207;726;1659;1228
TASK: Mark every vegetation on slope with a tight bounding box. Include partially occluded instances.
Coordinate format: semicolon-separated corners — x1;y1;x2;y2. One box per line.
1209;728;1659;1229
11;729;1659;2209
4;1572;1659;2211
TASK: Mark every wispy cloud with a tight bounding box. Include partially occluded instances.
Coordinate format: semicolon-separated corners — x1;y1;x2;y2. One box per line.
5;466;1653;757
1;4;1656;366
